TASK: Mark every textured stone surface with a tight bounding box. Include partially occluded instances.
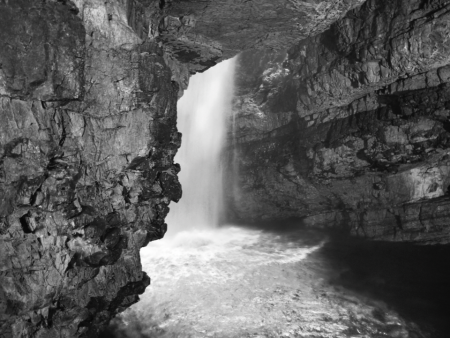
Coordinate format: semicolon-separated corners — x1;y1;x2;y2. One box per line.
287;0;450;117
302;196;450;244
0;1;181;337
160;0;366;73
226;0;450;244
5;0;450;336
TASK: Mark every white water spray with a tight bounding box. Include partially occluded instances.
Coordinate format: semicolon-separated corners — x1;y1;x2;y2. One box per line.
166;58;236;235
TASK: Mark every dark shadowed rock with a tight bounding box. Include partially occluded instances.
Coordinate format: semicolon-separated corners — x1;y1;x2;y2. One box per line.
225;0;450;244
160;0;366;73
4;0;450;336
0;1;181;337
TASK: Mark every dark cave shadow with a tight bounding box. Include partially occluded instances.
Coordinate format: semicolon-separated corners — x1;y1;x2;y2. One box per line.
225;219;450;337
318;234;450;338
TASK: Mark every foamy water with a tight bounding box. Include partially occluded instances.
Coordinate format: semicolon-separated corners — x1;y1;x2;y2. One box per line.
118;226;422;338
124;226;327;337
139;226;325;285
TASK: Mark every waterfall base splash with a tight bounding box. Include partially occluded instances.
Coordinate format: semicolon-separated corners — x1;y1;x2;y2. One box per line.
112;226;429;338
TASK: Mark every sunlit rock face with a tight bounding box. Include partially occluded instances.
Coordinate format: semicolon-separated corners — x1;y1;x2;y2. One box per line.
226;0;450;244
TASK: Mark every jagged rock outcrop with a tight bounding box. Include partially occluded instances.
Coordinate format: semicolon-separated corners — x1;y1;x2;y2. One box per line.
226;0;450;244
0;1;181;337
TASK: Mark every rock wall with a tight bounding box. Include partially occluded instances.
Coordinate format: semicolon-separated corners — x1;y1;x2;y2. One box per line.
226;0;450;244
160;0;365;73
0;1;181;337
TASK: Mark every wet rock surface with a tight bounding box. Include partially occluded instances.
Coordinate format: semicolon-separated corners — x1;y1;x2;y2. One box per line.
226;0;450;244
1;0;382;336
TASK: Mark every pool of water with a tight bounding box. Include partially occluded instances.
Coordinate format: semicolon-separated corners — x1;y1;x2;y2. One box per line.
101;224;450;338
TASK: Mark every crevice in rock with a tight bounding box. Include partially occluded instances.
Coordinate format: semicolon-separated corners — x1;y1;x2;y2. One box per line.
19;214;32;234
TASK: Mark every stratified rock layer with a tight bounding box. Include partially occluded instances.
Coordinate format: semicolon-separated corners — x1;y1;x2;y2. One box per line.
226;0;450;244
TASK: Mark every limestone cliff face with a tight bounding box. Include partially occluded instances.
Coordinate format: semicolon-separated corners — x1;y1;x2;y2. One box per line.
226;0;450;244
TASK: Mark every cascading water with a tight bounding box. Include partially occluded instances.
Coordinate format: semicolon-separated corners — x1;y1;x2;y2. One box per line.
165;58;236;234
113;59;431;338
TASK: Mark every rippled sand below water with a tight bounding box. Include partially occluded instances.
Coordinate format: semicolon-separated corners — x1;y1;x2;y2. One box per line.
112;226;430;338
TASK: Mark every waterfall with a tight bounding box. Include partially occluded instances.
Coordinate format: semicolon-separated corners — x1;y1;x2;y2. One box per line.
166;58;236;235
125;59;340;338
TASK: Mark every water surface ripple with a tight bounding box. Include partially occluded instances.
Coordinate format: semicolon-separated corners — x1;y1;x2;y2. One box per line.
116;226;428;338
